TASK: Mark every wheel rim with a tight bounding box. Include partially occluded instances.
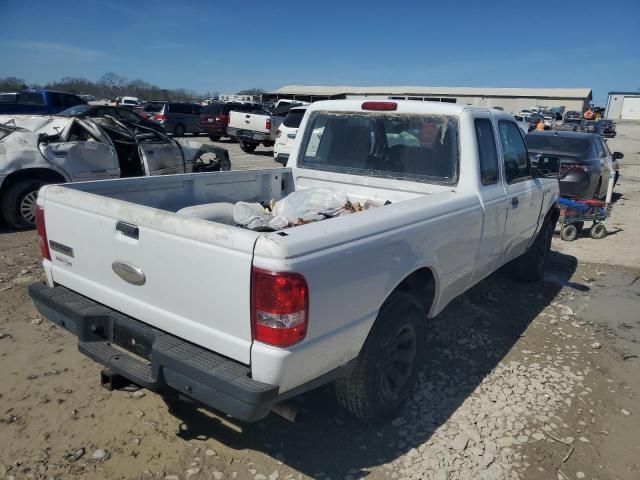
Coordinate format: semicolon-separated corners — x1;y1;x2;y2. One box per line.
380;323;417;400
20;190;38;224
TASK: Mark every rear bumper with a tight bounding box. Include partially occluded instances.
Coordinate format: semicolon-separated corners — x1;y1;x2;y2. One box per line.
227;127;271;143
199;124;226;135
28;282;279;422
559;171;593;198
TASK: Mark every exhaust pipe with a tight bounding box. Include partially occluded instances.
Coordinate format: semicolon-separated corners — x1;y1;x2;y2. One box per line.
271;400;301;422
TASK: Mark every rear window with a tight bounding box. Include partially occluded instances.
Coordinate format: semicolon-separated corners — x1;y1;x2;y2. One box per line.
17;92;45;105
298;111;458;184
526;134;591;155
58;105;93;116
283;110;306;128
203;103;224;114
144;102;165;112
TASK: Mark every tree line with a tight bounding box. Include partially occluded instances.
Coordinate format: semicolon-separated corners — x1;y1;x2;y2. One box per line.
0;73;258;102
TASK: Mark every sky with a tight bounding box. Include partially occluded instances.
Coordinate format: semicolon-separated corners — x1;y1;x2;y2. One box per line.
0;0;638;104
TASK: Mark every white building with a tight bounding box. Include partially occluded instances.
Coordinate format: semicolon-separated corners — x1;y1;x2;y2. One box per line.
605;91;640;120
263;85;592;114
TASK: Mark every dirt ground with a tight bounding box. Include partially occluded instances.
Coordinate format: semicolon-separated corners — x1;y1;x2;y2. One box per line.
1;124;639;480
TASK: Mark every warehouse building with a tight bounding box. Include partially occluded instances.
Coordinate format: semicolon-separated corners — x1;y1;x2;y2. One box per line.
264;85;592;114
604;91;640;120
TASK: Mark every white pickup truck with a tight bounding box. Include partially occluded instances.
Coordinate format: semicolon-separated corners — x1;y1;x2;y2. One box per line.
227;107;281;153
29;100;559;423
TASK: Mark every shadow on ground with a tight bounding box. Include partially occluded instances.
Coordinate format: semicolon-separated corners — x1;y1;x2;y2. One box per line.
163;251;578;478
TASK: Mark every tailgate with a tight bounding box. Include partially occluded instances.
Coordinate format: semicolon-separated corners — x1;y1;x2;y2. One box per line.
230;111;269;134
41;186;258;364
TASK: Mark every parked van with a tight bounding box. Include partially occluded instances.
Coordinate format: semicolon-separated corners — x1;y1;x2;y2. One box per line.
147;102;203;136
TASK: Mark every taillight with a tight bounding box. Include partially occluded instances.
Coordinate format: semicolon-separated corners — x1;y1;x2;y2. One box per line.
275;128;282;138
153;113;166;121
559;163;593;177
251;267;308;347
35;206;50;260
362;101;397;111
223;114;230;125
266;118;272;130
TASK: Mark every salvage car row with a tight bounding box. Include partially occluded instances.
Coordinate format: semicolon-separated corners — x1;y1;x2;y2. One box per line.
0;114;230;228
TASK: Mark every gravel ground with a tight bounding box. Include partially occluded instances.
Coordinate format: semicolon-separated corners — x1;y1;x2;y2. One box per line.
1;126;639;480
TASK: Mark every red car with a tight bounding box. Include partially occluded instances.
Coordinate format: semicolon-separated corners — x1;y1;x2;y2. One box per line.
199;102;259;141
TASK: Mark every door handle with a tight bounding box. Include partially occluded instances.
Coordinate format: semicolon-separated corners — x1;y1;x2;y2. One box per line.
54;151;68;156
511;197;519;208
147;150;154;155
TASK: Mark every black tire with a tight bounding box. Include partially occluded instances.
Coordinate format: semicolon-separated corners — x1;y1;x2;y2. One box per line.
614;172;619;187
208;134;221;142
0;179;45;229
590;223;607;239
335;292;425;422
173;124;186;137
512;219;554;281
593;178;602;199
560;224;578;242
239;140;258;153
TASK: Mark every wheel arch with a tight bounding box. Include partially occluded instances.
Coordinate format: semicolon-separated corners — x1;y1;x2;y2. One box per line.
388;266;438;318
0;167;68;201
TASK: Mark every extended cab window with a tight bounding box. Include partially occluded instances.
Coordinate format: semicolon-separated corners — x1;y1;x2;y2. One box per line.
498;121;530;183
299;111;458;184
475;118;499;185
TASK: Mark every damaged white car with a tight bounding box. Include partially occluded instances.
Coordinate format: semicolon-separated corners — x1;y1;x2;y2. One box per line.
0;115;230;228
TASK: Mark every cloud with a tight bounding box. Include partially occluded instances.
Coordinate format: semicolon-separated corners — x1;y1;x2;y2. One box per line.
9;41;109;62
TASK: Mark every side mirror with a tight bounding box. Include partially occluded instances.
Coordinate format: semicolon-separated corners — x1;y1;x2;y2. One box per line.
612;151;624;160
531;155;560;178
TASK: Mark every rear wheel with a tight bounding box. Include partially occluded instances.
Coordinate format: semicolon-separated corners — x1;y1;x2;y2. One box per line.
512;219;554;281
208;134;221;142
590;223;607;239
335;292;425;422
0;179;45;229
239;140;258;153
560;224;578;242
173;124;186;137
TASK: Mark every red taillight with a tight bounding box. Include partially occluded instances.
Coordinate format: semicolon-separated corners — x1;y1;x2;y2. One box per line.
35;206;50;260
361;101;397;111
153;113;166;121
275;128;282;138
251;267;308;347
223;114;230;125
559;163;593;177
266;118;272;130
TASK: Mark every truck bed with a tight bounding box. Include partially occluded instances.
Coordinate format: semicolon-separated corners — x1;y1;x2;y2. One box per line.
38;168;448;367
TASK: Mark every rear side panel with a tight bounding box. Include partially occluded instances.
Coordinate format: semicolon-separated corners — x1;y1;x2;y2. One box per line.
41;186;260;364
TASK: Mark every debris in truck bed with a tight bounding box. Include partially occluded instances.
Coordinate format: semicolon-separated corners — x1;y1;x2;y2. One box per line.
233;188;382;231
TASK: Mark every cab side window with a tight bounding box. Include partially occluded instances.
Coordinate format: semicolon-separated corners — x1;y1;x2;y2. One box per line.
498;121;530;183
475;118;499;185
